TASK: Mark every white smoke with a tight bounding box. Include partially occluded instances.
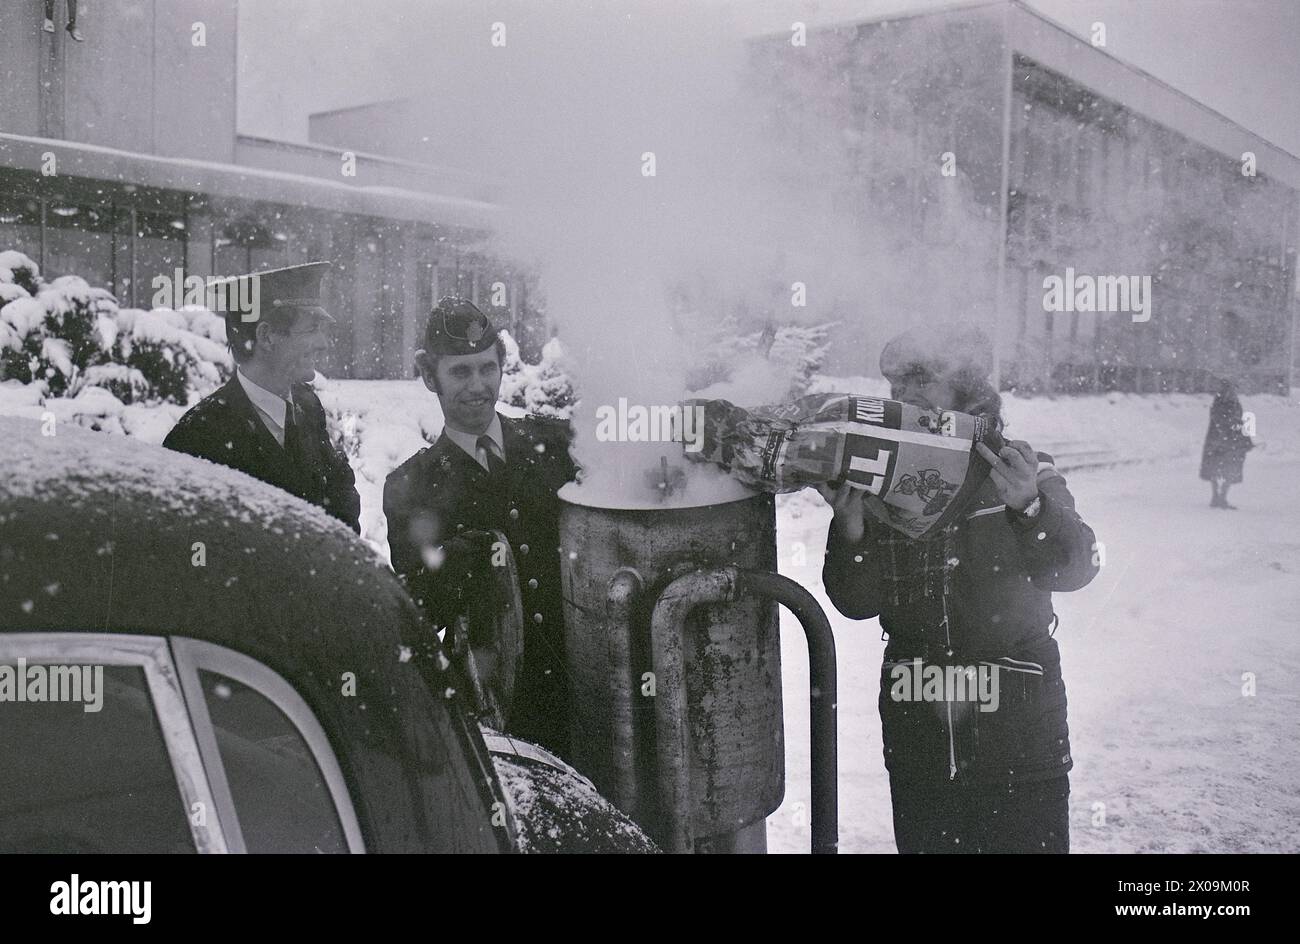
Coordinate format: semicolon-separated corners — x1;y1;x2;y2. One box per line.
327;1;998;504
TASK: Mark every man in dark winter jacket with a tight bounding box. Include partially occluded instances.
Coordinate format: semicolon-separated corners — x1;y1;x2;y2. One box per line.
819;323;1099;853
163;262;361;533
384;298;578;758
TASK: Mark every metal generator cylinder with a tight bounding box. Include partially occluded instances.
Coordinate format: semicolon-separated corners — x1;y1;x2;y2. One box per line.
558;493;785;851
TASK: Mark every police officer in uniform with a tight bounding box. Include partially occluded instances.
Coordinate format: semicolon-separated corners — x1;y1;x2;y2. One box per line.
163;262;361;532
384;297;577;757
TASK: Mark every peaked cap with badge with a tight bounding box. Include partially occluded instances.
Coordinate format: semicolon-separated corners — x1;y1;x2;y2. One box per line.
423;295;500;356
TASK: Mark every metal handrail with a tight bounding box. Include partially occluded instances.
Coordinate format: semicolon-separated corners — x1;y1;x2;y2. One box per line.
648;566;839;854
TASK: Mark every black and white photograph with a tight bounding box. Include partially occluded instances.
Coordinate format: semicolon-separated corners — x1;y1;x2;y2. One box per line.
0;0;1296;894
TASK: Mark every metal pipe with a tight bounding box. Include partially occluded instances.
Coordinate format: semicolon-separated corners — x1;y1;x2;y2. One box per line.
737;570;839;855
648;568;740;853
605;567;643;819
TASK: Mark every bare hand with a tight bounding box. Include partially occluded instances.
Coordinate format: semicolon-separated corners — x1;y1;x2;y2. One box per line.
974;439;1040;512
815;480;867;543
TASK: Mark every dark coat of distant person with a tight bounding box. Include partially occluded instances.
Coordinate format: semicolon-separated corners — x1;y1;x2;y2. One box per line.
1200;383;1253;485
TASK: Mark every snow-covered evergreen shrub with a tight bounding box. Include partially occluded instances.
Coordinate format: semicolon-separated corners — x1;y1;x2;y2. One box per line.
325;405;363;460
767;321;835;398
684;314;836;401
0;250;41;296
684;314;759;392
0;251;231;404
500;331;575;419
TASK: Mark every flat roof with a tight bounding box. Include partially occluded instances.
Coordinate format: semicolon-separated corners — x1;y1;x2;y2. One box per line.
1005;0;1300;188
751;0;1300;191
0;132;500;230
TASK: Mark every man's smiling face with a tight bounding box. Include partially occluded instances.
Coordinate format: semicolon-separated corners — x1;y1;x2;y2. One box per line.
426;346;503;434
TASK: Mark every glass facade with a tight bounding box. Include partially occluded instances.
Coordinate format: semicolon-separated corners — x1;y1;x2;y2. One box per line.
0;195;42;262
0;173;530;380
1007;56;1298;394
42;202;115;291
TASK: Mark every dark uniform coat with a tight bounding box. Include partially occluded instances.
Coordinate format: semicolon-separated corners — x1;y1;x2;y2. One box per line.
383;413;578;756
163;376;361;532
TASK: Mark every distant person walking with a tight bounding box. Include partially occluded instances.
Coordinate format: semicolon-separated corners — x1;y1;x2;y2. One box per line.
1200;379;1254;509
42;0;83;42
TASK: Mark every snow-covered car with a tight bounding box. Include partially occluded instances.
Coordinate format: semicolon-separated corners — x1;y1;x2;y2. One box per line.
0;415;650;854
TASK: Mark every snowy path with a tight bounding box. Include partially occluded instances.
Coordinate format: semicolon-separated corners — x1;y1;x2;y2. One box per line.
768;451;1300;854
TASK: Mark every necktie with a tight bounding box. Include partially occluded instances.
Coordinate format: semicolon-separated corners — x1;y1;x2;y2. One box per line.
477;434;505;478
283;399;302;462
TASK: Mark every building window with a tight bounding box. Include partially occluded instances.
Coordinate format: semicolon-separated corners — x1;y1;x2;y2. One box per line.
134;211;187;309
43;201;114;290
0;195;42;262
215;218;282;276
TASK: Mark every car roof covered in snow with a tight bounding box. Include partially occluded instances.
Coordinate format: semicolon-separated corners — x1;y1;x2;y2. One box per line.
0;414;509;853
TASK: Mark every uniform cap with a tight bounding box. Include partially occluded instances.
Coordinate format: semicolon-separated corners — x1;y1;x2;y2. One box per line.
423;296;499;356
206;261;333;330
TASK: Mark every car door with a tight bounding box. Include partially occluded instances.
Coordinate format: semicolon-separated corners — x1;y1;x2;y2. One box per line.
168;636;364;854
0;633;363;853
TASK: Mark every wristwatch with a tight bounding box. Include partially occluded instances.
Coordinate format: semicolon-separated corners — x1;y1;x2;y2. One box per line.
1013;494;1043;519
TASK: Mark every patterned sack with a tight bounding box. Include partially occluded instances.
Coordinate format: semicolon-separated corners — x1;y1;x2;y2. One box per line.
681;393;1004;540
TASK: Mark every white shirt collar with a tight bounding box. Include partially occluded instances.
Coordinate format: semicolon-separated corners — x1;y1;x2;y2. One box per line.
443;414;503;469
236;369;289;433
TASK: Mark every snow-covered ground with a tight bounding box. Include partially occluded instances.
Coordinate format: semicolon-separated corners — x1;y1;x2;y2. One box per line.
3;375;1296;852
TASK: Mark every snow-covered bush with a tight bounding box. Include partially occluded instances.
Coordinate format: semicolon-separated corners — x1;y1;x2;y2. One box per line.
42;385;128;435
325;404;364;460
684;313;836;401
106;307;229;405
500;331;575;419
0;250;40;296
766;321;835;398
0;251;231;404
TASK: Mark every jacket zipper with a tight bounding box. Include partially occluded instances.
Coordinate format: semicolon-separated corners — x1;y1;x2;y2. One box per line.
941;591;957;781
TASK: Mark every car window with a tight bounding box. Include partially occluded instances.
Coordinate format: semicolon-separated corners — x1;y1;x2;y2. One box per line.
197;669;347;854
169;638;365;853
0;663;197;853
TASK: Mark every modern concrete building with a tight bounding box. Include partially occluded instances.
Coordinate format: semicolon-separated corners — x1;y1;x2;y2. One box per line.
5;0;1296;394
0;0;539;380
751;0;1300;394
